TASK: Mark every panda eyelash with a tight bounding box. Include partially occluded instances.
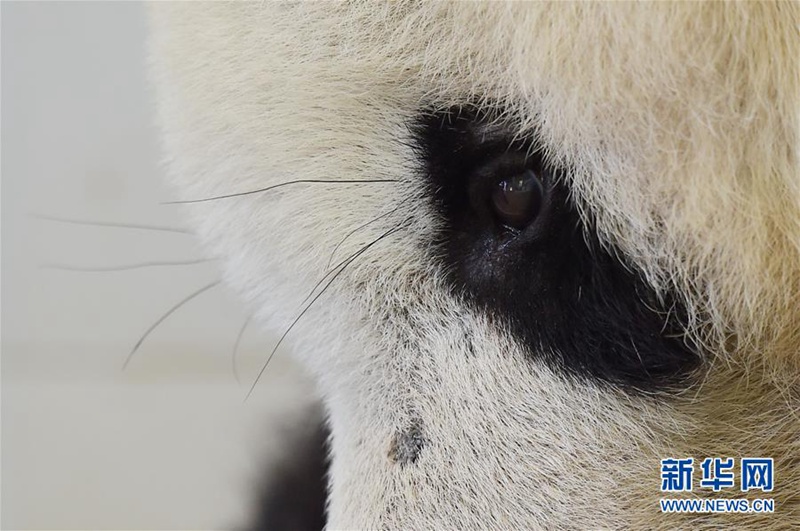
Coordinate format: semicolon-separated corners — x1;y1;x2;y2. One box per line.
164;178;399;205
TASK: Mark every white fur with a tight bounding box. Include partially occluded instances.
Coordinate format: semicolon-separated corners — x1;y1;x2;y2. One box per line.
149;3;799;529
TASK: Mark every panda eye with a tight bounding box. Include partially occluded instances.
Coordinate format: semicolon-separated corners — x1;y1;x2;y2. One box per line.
490;169;544;230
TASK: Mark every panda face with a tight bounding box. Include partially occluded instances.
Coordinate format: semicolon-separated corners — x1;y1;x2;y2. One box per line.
150;3;799;529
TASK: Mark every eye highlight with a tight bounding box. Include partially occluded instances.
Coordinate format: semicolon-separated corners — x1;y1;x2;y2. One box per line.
491;169;544;230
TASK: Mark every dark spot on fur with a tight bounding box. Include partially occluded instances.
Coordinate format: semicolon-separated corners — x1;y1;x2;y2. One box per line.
414;105;700;392
388;420;426;466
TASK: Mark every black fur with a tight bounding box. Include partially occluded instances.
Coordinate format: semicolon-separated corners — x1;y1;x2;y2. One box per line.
249;418;328;531
414;106;700;391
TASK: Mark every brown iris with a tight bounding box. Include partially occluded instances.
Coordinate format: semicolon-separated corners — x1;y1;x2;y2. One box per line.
490;169;544;229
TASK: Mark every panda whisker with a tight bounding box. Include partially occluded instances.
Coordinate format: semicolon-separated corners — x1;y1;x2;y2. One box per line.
41;258;214;273
245;224;406;401
231;314;252;386
326;199;411;270
299;251;356;310
164;179;399;205
303;215;409;309
32;214;193;235
123;280;221;370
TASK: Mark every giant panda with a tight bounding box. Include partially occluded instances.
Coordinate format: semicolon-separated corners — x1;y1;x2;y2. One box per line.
148;3;799;529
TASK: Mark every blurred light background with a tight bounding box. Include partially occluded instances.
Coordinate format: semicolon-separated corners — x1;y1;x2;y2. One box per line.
2;3;312;529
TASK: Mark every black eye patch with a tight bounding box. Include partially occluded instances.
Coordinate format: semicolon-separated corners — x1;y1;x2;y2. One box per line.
413;106;700;392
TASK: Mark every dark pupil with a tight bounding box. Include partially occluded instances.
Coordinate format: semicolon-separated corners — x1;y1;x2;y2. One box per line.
491;169;543;229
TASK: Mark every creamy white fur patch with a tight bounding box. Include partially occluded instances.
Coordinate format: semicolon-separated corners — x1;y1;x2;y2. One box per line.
149;3;799;529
